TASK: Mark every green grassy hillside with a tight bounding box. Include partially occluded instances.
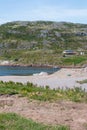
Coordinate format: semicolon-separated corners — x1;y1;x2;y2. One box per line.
0;21;87;66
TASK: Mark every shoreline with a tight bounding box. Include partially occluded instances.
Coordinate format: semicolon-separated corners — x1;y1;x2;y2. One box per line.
0;59;87;69
0;59;86;68
0;63;84;69
0;60;87;89
0;67;86;90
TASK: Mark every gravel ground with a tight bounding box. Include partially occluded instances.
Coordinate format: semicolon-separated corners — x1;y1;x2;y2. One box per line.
0;95;87;130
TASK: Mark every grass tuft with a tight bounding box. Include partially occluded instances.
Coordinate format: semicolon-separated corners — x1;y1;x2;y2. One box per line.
0;113;69;130
77;79;87;84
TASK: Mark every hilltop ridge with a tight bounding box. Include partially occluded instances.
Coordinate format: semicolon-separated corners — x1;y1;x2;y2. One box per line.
0;21;87;50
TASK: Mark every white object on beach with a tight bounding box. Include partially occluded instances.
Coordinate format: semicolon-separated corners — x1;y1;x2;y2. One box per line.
33;72;48;76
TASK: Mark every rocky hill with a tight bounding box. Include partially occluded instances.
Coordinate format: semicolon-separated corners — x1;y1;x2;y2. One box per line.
0;21;87;66
0;21;87;51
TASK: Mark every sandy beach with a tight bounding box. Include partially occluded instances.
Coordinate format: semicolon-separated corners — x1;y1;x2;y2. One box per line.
0;67;87;90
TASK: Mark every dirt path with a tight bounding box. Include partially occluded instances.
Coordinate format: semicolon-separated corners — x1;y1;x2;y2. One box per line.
0;95;87;130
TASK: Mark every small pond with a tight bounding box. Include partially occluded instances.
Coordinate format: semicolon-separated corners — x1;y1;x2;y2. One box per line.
0;66;60;76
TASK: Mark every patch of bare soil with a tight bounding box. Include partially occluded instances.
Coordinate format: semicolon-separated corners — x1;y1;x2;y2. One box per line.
0;95;87;130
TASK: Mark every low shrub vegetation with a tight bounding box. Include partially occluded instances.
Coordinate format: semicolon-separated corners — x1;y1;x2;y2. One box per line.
77;79;87;84
0;81;87;102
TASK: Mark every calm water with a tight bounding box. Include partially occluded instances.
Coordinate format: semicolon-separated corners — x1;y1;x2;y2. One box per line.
0;66;59;76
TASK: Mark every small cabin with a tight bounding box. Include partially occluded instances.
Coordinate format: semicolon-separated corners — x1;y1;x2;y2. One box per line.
77;49;85;56
63;50;76;57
